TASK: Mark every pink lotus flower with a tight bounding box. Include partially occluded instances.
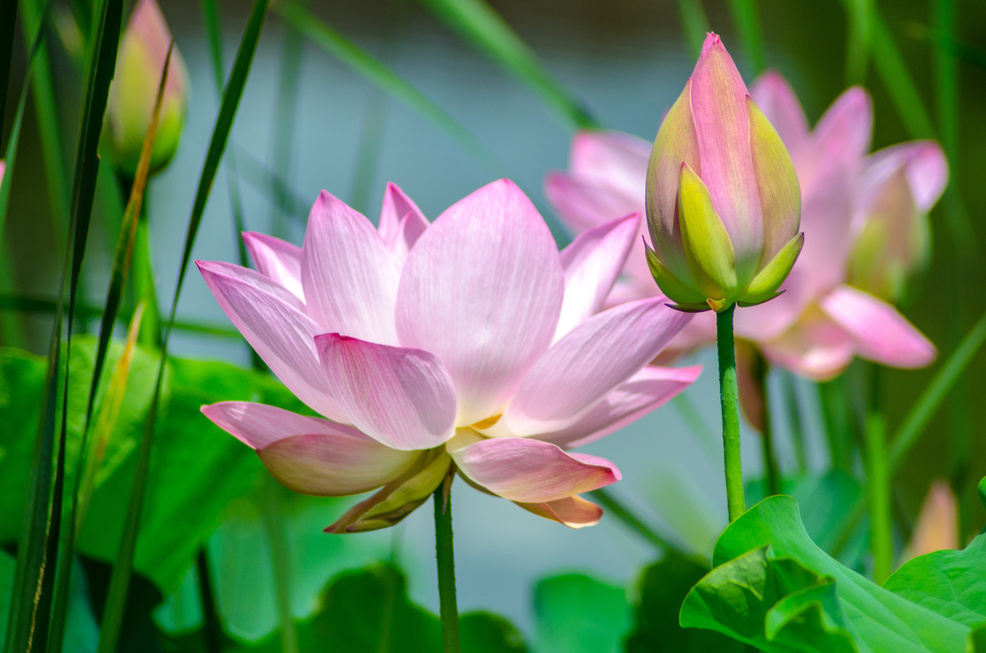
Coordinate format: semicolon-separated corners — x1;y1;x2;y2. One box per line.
545;72;944;380
198;180;699;531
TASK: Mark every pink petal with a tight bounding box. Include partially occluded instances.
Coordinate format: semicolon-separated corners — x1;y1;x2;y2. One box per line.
862;142;948;213
514;495;604;528
201;401;418;495
491;298;691;437
568;130;650;195
810;86;872;162
378;182;429;258
315;334;458;451
447;433;620;503
820;285;936;369
544;172;643;233
301;191;403;345
538;365;703;449
395;179;565;425
555;213;641;340
242;231;304;301
758;306;856;380
196;260;346;421
690;34;762;266
749;70;810;154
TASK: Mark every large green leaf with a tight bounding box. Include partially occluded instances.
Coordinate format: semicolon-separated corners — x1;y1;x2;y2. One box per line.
533;573;631;653
680;495;983;652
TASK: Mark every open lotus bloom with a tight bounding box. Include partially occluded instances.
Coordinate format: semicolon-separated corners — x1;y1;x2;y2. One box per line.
198;180;699;532
105;0;188;176
644;33;804;313
546;69;941;380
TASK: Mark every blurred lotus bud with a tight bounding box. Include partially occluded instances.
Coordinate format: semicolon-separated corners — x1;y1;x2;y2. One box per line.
645;34;803;313
105;0;188;177
848;142;948;303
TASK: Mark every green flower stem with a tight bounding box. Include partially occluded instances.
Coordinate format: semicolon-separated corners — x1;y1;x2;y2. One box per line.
133;208;161;346
865;366;893;584
752;351;781;496
433;477;460;653
782;372;808;473
819;379;853;472
717;304;746;522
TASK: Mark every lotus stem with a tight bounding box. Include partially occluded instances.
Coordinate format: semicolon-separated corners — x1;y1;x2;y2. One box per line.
717;304;746;522
433;476;460;653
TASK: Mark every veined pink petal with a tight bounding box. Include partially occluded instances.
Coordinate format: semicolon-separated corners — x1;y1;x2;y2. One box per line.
315;334;458;451
301;191;403;345
545;172;642;233
514;495;604;528
690;34;762;269
749;71;810;155
447;432;620;503
568;130;650;195
201;402;418;495
395;179;564;425
862;142;948;213
378;182;428;259
242;231;304;301
490;298;691;437
196;260;346;421
537;365;702;449
555;213;640;341
820;285;936;369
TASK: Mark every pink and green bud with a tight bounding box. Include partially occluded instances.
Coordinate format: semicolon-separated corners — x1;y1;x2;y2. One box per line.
848;142;947;303
105;0;188;177
645;33;803;312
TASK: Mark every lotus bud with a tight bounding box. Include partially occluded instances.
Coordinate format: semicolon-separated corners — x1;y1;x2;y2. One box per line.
105;0;188;177
645;33;803;313
848;142;947;303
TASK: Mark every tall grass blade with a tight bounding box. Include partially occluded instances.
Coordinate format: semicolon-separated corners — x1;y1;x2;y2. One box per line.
415;0;597;129
726;0;765;74
843;0;872;85
675;0;710;58
96;2;271;649
277;1;499;170
869;10;936;140
0;0;17;137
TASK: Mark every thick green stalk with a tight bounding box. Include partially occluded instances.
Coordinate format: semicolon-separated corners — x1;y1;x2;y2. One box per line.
865;366;892;584
717;304;745;522
433;478;460;653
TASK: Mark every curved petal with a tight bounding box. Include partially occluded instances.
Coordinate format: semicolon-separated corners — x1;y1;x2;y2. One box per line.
395;179;564;425
201;401;418;496
545;171;642;232
242;231;304;301
820;285;936;369
749;70;809;154
447;431;620;503
862;141;948;213
490;298;692;437
514;495;604;528
568;130;650;193
196;260;346;421
758;306;856;380
537;365;703;449
811;86;872;161
378;182;429;259
301;191;403;345
316;334;458;451
690;34;762;264
555;213;640;341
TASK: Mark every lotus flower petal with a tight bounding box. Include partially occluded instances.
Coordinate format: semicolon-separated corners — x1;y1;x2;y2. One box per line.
396;179;564;425
316;334;458;451
378;182;428;259
749;71;810;154
202;401;418;495
514;495;604;528
242;231;304;301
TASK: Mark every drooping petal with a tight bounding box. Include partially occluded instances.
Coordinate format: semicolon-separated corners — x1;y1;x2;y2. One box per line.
488;298;692;437
555;213;640;341
819;285;936;369
513;495;604;528
758;305;855;380
446;431;620;503
201;402;419;496
325;450;452;533
689;33;762;267
196;260;346;421
537;365;703;449
301;191;403;345
749;70;810;154
395;179;565;425
242;231;304;301
315;334;458;451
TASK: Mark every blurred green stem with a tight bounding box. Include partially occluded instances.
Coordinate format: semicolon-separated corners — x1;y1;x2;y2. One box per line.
753;352;781;496
717;304;745;522
727;0;765;74
864;366;892;584
262;478;300;653
782;372;808;473
819;379;853;472
196;549;224;653
433;476;460;653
